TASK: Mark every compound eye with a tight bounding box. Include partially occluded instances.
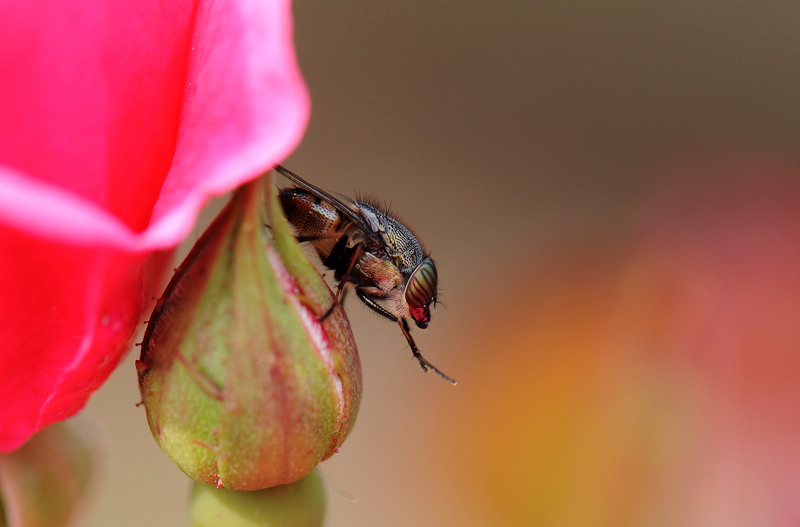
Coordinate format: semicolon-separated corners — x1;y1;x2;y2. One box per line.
405;257;438;309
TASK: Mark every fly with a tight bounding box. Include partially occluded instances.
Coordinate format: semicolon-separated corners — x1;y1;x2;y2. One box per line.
275;165;456;384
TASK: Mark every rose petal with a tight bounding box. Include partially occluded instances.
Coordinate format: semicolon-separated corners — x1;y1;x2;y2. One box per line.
0;0;308;250
0;0;309;450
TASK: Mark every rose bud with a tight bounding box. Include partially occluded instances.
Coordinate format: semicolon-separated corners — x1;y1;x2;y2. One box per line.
189;470;325;527
137;173;361;490
0;422;95;527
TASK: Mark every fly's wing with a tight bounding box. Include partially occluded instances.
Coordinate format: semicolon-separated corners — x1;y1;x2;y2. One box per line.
275;165;383;244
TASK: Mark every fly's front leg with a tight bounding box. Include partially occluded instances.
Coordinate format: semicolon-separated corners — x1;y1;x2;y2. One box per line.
397;319;457;385
355;287;394;321
355;289;457;385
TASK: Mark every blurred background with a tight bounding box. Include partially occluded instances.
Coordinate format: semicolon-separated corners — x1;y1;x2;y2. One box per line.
85;2;800;526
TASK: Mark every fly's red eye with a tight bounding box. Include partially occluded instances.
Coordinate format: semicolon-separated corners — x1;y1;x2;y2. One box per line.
405;257;438;309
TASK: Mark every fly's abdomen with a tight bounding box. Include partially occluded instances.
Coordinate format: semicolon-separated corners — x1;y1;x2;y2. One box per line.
279;188;343;237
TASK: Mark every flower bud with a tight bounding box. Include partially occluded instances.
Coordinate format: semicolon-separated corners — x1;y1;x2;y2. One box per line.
137;174;361;490
189;470;325;527
0;422;95;527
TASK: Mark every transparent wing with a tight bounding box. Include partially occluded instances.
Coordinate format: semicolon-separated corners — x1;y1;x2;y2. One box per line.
274;165;382;244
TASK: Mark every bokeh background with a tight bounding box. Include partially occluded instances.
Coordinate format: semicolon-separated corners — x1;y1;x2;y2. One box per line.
84;2;800;526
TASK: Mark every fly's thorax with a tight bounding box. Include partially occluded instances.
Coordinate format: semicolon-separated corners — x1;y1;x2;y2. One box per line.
356;202;425;275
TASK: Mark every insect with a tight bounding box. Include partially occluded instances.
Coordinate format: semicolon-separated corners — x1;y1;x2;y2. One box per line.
275;165;456;384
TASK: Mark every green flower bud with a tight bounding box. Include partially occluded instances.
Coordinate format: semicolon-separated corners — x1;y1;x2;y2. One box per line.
0;422;94;527
189;470;325;527
137;174;362;490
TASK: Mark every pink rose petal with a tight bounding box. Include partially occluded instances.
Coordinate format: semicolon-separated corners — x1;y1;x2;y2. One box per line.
0;0;309;450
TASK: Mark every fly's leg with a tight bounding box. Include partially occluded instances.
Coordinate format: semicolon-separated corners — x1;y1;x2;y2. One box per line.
295;233;341;243
318;243;363;322
398;319;457;385
288;229;354;322
355;289;457;385
318;287;348;322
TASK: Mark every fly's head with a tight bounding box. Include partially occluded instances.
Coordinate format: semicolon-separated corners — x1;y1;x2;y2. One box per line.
404;257;438;329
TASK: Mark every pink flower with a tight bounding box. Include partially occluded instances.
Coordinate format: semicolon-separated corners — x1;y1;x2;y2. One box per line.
0;0;309;451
